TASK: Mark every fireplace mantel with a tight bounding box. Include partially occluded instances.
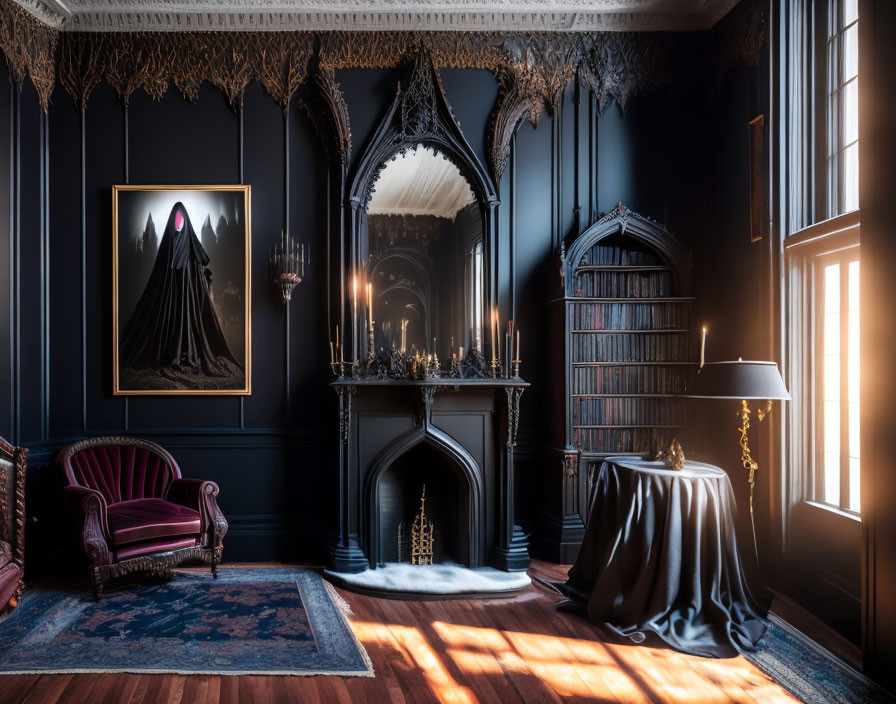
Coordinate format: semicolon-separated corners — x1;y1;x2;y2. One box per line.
328;377;530;576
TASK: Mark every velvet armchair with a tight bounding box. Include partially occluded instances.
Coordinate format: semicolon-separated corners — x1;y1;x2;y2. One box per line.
0;436;26;614
59;436;227;599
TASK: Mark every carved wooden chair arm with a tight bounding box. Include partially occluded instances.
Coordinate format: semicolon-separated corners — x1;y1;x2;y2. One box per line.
62;485;112;567
166;478;228;549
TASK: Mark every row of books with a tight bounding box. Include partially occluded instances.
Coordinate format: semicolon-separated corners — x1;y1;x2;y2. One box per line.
573;428;669;454
573;271;672;298
570;332;691;363
571;365;692;395
579;245;661;267
570;302;689;330
571;397;687;427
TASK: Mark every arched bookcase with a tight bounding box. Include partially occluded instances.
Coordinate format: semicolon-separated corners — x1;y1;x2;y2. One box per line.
539;203;695;562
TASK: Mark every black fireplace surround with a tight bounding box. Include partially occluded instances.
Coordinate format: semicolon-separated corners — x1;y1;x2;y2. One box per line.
328;379;530;574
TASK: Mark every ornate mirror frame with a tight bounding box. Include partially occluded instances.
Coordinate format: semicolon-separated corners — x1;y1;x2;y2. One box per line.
342;51;499;363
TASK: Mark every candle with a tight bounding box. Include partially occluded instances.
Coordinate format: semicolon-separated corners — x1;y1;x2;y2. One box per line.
700;326;707;369
516;329;520;362
330;340;335;365
367;282;373;320
336;325;339;353
459;346;464;360
491;308;498;363
352;277;358;308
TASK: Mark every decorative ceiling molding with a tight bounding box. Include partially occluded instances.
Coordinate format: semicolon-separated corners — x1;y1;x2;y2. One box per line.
10;0;68;29
14;0;743;33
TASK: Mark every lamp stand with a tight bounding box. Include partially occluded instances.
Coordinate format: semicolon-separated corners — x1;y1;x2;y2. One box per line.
737;399;773;563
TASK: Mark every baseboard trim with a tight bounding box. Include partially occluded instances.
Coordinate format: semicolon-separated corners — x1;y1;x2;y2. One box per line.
769;590;862;670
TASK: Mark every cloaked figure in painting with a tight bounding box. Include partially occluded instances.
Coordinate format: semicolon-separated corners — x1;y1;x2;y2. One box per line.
120;202;242;387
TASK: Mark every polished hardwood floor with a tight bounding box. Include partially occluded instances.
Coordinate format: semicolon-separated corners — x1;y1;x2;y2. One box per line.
0;561;797;704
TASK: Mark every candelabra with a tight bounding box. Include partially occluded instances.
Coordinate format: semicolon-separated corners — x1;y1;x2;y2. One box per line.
269;231;306;303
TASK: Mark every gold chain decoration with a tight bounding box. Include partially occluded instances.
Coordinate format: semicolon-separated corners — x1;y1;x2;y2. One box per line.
738;398;773;562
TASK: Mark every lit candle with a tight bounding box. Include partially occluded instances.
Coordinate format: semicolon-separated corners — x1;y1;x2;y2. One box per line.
367;282;373;320
700;325;707;369
352;277;358;308
491;308;498;364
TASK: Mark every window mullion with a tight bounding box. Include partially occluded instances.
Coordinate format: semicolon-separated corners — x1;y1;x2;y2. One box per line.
814;258;825;500
839;250;850;509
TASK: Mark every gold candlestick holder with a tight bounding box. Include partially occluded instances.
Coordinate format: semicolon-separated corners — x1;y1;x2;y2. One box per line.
367;320;376;362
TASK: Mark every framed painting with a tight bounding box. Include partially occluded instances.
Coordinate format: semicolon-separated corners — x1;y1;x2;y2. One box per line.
112;185;251;395
749;114;768;243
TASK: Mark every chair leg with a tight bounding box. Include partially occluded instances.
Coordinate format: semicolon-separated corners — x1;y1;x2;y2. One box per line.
211;550;219;579
92;571;105;601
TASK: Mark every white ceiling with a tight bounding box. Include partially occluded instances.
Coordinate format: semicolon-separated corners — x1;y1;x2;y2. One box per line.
368;146;476;220
15;0;741;31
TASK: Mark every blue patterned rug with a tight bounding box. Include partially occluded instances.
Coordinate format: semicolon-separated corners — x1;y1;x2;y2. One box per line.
745;615;894;703
0;567;372;676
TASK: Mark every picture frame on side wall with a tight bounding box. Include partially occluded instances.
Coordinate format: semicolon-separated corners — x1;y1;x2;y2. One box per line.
112;185;252;395
749;114;768;243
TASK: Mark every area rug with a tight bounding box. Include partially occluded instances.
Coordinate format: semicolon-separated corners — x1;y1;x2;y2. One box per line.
0;567;373;676
744;614;893;703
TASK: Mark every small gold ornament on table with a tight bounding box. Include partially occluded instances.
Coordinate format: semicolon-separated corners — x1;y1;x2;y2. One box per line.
656;437;686;471
410;485;435;566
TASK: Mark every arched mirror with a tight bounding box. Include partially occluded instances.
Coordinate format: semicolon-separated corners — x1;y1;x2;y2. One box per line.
364;145;483;357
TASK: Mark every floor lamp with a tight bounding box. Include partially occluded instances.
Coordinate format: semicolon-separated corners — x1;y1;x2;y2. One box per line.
688;360;790;559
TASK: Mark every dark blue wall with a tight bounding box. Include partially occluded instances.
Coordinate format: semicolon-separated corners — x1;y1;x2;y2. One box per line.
4;61;718;572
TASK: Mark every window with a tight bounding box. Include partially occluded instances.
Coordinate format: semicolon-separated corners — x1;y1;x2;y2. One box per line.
469;242;483;350
816;250;860;511
825;0;859;216
785;0;860;516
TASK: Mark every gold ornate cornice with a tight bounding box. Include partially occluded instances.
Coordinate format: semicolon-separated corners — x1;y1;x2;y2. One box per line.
0;0;764;178
0;1;57;110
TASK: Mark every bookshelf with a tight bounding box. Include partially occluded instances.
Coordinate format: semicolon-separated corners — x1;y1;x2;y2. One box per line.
538;203;693;562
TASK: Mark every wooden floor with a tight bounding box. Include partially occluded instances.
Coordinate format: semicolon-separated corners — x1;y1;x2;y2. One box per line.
0;561;798;704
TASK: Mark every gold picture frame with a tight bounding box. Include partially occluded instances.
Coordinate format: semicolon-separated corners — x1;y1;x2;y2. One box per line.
112;185;252;395
749;114;768;243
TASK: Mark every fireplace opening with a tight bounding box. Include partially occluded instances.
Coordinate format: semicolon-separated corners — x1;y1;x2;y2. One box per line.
376;444;467;567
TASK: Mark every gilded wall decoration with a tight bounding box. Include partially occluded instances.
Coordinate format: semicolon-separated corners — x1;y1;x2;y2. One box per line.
0;0;764;175
0;1;56;110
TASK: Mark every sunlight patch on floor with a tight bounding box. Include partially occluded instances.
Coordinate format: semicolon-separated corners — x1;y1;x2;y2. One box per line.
352;619;798;704
352;621;477;704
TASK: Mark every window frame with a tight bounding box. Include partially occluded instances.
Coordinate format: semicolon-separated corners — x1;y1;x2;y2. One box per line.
785;209;860;519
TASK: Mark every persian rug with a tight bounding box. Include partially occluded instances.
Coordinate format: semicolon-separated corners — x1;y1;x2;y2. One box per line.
745;615;894;703
0;567;373;676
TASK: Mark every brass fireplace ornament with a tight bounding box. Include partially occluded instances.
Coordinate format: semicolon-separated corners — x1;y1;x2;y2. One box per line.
411;485;435;566
269;230;306;303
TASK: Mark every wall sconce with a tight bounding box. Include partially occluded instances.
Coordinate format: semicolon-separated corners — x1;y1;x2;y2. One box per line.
269;231;306;303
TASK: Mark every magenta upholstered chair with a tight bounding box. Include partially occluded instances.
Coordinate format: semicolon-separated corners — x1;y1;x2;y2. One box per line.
0;436;26;614
59;436;227;599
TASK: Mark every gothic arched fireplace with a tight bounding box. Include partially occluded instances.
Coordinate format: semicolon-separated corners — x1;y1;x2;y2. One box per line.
367;428;484;568
328;379;529;583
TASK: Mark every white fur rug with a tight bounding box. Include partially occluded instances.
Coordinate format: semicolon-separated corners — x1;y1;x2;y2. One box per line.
324;562;531;595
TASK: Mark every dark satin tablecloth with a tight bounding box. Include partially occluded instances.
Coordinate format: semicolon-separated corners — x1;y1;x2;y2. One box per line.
559;457;767;658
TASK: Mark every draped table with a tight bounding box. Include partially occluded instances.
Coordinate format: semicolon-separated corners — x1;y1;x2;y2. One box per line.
557;456;767;658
